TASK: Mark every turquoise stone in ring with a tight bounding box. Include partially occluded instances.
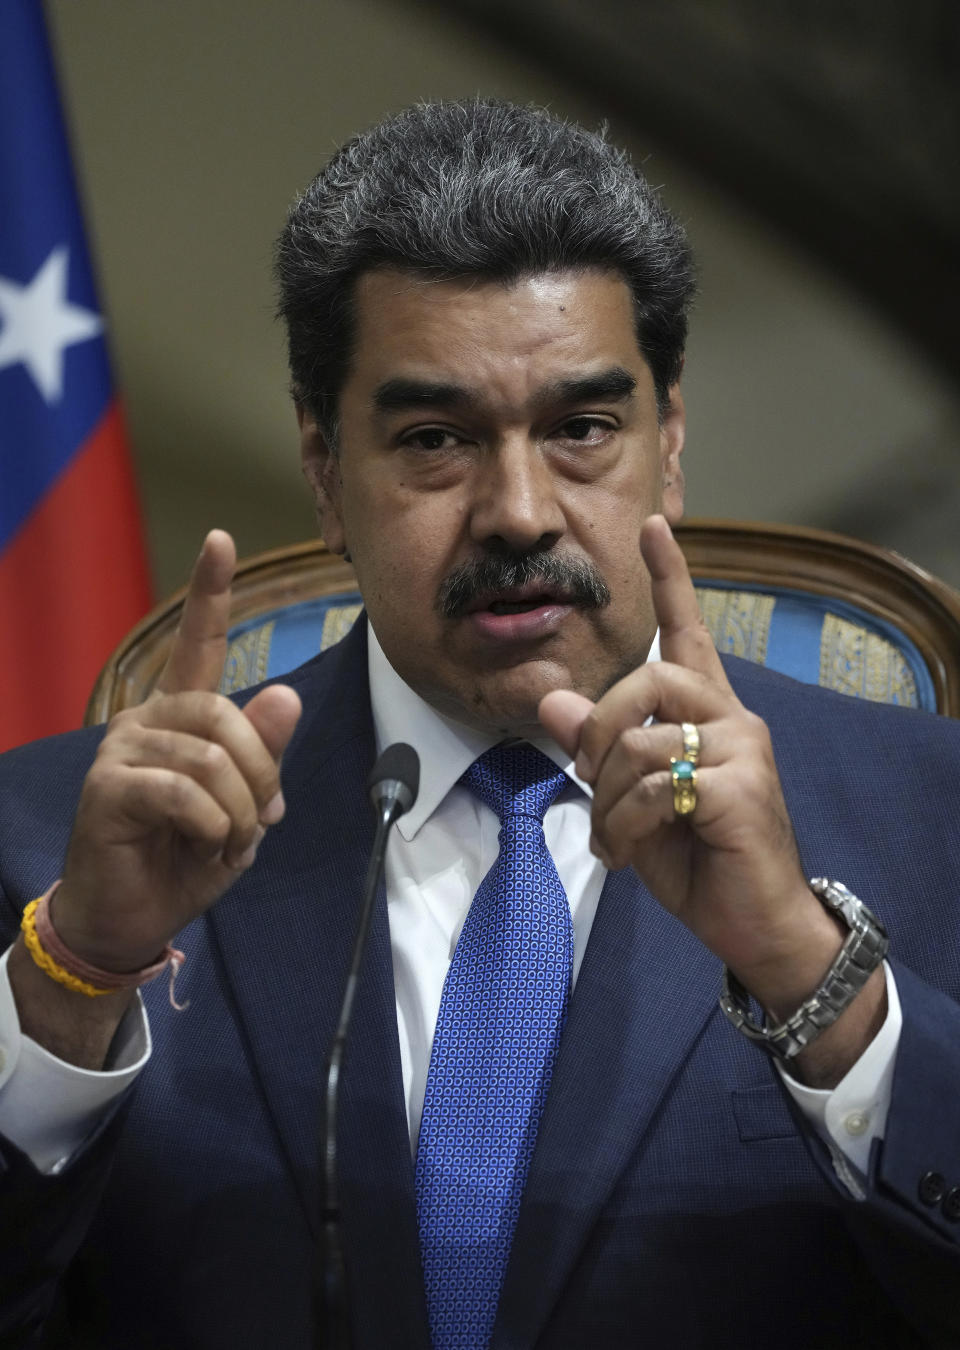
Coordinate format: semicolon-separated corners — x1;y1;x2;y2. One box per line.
669;755;698;816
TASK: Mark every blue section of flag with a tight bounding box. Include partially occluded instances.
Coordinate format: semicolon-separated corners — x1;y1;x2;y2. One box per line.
0;0;113;552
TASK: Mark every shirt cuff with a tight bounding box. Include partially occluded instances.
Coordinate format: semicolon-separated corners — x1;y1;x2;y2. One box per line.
778;960;901;1197
0;944;151;1174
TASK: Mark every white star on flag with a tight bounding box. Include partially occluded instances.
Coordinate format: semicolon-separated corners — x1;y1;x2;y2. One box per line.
0;245;103;403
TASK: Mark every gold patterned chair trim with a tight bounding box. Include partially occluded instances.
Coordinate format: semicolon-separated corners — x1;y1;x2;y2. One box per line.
694;587;775;664
219;621;276;695
320;603;363;650
819;612;919;706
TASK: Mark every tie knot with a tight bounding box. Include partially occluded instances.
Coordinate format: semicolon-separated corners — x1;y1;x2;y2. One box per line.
460;743;569;826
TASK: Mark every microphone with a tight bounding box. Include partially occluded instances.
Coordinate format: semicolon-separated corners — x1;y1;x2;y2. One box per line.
317;743;420;1350
367;740;420;823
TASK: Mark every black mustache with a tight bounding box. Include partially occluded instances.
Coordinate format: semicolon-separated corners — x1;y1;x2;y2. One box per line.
436;551;612;619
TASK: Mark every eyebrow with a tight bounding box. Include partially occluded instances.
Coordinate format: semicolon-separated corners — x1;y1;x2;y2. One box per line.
371;366;637;417
538;367;637;407
373;379;478;414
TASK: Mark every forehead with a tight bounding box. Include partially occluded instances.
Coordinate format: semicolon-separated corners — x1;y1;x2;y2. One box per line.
343;268;651;406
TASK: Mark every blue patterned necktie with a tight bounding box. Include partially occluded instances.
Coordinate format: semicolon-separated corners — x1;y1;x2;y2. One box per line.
415;742;574;1350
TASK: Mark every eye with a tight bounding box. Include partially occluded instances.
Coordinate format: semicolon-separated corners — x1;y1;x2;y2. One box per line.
554;416;614;445
399;426;461;452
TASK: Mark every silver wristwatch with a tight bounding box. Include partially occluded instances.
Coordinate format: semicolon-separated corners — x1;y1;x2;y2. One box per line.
719;879;889;1061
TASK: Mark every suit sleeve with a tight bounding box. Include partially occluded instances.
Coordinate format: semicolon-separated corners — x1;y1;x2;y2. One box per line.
0;872;140;1346
0;946;149;1175
0;1082;132;1344
731;664;960;1345
797;960;960;1346
0;731;129;1344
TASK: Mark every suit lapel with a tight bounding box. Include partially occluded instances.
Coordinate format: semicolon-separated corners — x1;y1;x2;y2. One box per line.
207;622;431;1348
494;865;720;1349
204;623;730;1348
492;658;802;1344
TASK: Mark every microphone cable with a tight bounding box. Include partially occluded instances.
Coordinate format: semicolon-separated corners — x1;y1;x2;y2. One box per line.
316;742;420;1350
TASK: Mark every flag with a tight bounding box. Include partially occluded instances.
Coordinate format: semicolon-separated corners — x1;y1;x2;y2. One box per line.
0;0;152;753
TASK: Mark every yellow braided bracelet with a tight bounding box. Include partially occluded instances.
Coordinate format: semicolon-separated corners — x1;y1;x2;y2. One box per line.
20;884;187;1004
21;897;114;997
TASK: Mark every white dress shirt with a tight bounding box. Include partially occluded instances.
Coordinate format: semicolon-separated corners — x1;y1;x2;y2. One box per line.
0;623;900;1189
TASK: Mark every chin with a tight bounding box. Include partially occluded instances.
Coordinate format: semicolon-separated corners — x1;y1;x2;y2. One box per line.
450;663;578;737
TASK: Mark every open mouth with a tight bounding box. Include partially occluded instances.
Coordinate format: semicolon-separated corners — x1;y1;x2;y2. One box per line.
436;552;611;622
468;584;570;617
486;594;557;615
462;585;575;642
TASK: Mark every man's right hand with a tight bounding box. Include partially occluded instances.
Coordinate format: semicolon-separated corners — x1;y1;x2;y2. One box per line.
9;531;301;1066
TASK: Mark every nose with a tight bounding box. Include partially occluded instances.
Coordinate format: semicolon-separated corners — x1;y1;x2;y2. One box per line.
468;436;566;553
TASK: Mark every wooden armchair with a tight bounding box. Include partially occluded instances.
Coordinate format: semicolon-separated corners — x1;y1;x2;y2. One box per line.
85;520;960;723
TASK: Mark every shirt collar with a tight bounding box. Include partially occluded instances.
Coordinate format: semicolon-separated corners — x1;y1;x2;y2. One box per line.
367;624;662;842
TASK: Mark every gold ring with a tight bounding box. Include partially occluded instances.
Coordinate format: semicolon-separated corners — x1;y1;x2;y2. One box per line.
669;756;697;816
680;722;700;766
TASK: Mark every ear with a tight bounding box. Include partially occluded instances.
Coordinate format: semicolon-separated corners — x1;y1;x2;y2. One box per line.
298;404;348;556
658;382;686;525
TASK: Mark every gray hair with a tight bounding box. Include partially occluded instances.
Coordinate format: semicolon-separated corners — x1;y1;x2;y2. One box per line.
275;99;696;442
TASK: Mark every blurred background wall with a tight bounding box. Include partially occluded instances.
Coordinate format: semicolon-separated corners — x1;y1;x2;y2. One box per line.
46;0;960;597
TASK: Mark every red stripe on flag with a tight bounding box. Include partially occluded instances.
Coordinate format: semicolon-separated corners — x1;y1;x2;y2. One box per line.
0;402;152;751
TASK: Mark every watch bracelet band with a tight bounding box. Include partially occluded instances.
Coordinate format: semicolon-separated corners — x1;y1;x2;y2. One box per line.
718;878;890;1061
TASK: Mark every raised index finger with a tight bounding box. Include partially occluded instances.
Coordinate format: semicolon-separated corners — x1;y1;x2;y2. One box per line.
641;514;729;687
154;530;236;696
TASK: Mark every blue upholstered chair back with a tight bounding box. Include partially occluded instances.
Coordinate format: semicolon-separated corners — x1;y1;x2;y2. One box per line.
214;582;936;711
693;581;935;710
219;594;364;696
85;522;960;724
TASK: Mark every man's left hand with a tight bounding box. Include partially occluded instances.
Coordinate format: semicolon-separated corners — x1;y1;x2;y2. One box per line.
539;515;886;1084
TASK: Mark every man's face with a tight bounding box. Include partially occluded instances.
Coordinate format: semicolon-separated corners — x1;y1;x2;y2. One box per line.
300;268;685;737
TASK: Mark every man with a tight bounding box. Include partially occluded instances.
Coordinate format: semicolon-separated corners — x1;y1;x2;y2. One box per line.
2;100;959;1349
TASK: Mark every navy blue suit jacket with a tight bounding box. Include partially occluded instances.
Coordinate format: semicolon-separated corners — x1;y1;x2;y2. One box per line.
2;618;960;1348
